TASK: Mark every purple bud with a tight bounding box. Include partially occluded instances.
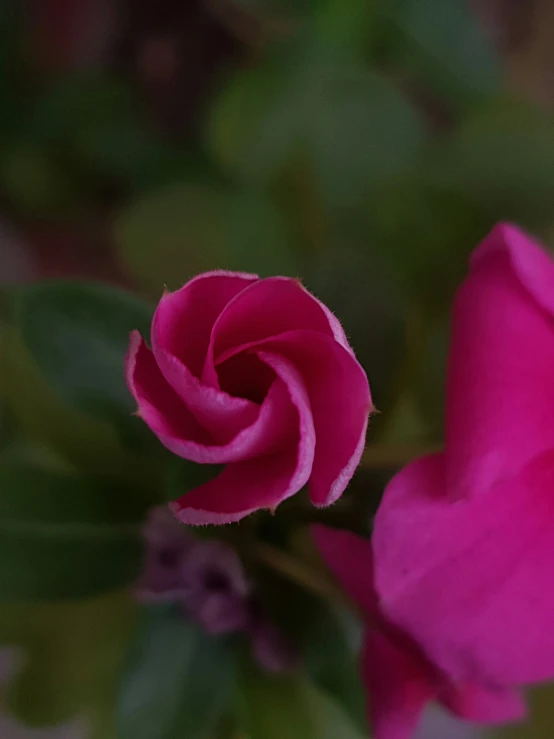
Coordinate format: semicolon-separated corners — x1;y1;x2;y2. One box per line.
137;507;195;600
179;540;252;635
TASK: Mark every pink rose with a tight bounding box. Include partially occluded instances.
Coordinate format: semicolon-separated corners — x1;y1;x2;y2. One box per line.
313;525;525;739
126;271;371;524
373;224;554;694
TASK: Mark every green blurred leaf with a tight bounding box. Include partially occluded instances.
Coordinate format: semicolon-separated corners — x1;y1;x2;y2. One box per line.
237;660;364;739
164;457;225;503
208;55;425;206
2;143;81;216
368;175;490;310
0;461;149;600
311;66;426;207
29;74;136;142
313;0;373;58
0;327;159;487
15;281;153;441
414;315;449;441
430;100;554;227
0;592;136;727
118;606;235;739
208;51;301;184
380;0;499;111
305;245;406;407
115;184;299;293
255;571;366;732
25;72;175;187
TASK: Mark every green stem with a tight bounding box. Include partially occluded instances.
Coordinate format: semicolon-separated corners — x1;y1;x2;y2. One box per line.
248;540;359;613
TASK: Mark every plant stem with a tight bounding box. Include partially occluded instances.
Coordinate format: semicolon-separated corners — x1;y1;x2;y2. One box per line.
249;540;360;614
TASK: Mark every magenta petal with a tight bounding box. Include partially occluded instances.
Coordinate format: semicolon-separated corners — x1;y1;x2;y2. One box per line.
374;453;554;687
152;270;258;378
159;349;313;463
203;277;353;387
442;682;526;724
151;344;259;444
214;330;371;505
170;445;312;525
170;351;316;524
472;223;554;319
157;375;300;463
312;525;377;614
126;331;210;442
258;331;371;505
446;232;554;498
361;629;434;739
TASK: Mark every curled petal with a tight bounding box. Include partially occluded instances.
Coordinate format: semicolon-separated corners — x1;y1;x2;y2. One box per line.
171;351;316;524
126;331;210;443
128;332;302;464
446;226;554;498
203;277;353;387
245;330;371;506
152;270;258;377
472;223;554;318
149;346;259;444
170;445;311;525
374;453;554;687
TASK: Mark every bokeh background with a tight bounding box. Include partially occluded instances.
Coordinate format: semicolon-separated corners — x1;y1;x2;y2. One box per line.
1;0;554;737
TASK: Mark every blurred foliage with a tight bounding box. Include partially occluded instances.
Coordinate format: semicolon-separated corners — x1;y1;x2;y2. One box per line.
118;605;236;739
0;0;553;736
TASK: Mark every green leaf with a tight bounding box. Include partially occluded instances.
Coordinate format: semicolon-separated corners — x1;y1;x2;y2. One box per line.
208;55;426;207
368;175;490;310
237;661;364;739
310;66;426;208
114;184;299;294
207;50;302;184
414;315;449;442
2;143;81;216
118;606;236;739
312;0;374;62
164;457;225;503
0;461;150;600
0;327;159;487
0;592;137;727
430;100;554;228
15;281;153;438
380;0;499;111
255;571;367;732
305;245;406;408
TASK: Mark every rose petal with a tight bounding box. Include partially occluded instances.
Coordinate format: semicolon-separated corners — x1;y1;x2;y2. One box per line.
374;453;554;686
216;330;371;506
126;331;210;442
311;525;377;614
446;230;554;498
132;358;300;465
152;270;258;378
472;223;554;319
171;351;316;524
442;682;526;724
170;446;310;525
151;345;259;444
202;277;353;387
361;629;434;739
